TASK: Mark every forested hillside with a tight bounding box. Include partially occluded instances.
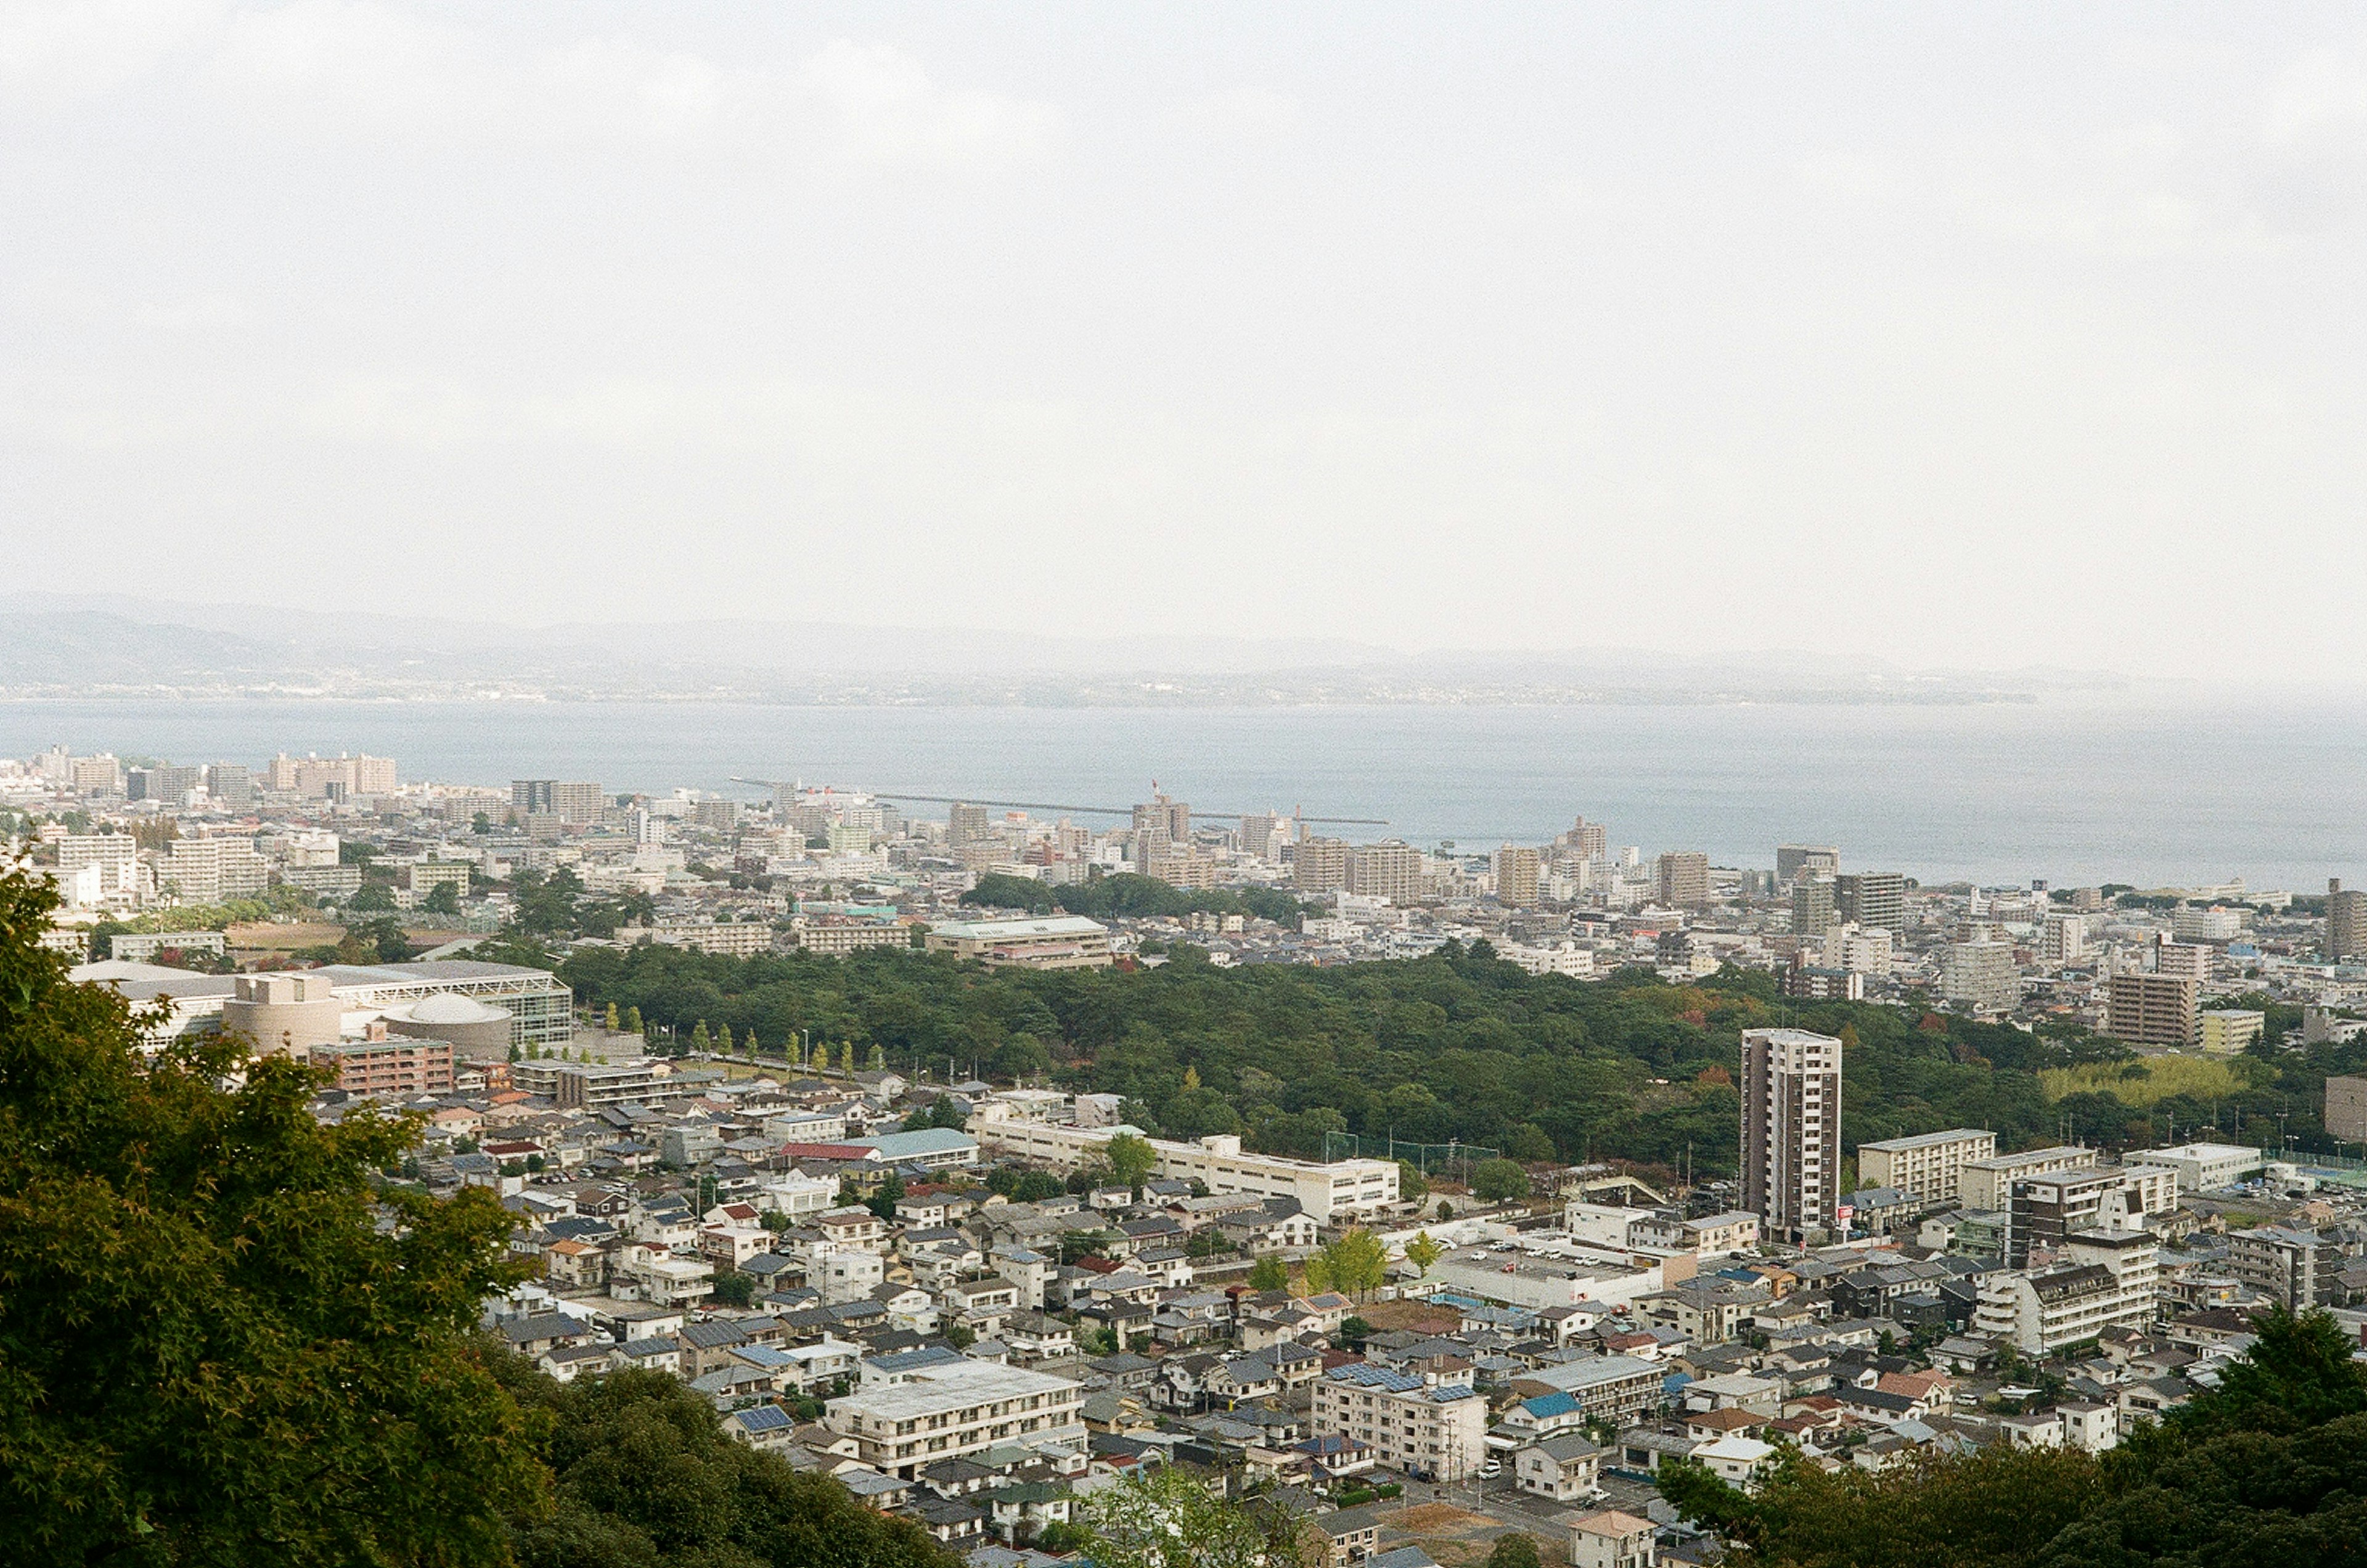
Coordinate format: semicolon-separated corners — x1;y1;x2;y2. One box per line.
557;942;2367;1173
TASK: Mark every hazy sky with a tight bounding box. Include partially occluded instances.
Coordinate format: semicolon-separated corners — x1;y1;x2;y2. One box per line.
4;4;2365;676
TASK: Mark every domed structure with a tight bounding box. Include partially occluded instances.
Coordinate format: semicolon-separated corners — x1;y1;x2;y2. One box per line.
382;992;515;1060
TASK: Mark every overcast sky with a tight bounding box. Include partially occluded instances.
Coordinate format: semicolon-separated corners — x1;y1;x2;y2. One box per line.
4;4;2365;677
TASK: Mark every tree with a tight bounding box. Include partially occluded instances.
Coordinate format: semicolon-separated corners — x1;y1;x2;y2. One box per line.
841;1041;857;1074
501;1364;952;1568
864;1170;907;1221
422;880;462;918
623;1005;642;1034
716;1022;734;1053
0;868;546;1566
1397;1159;1429;1202
759;1211;792;1233
1105;1131;1158;1191
868;1043;886;1071
1248;1255;1290;1292
1076;1465;1314;1568
348;880;396;913
603;1002;619;1031
691;1019;711;1053
709;1270;755;1309
1473;1158;1532;1204
1404;1230;1445;1277
472;810;492;834
1339;1315;1374;1348
1487;1532;1542;1568
1304;1227;1389;1299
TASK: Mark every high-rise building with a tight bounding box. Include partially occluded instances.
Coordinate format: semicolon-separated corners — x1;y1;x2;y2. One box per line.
1239;812;1289;860
1790;873;1836;939
1654;851;1711;910
1739;1027;1842;1243
1293;836;1349;894
1939;940;2019;1013
512;780;605;825
2003;1164;2177;1267
68;754;124;794
2104;971;2199;1049
1346;840;1423;905
1495;845;1542;907
127;764;203;803
2327;1075;2367;1142
692;798;741;832
2154;939;2211;984
205;764;255;809
2329;878;2367;960
2043;911;2087;965
57;834;140;903
1776;845;1839;886
1834;872;1906;931
946;801;992;852
1561;817;1609;862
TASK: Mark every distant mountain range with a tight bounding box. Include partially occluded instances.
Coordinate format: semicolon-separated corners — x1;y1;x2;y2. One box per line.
0;592;2139;706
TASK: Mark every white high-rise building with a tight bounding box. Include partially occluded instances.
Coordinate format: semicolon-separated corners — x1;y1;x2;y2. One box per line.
1739;1027;1842;1243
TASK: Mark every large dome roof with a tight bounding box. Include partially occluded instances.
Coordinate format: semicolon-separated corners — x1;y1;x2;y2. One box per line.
404;993;512;1025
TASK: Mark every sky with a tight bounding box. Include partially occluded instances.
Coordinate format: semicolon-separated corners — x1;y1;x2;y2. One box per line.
4;4;2365;677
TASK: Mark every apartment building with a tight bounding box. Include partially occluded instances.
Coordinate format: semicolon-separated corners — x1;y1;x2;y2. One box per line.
1790;873;1836;940
1346;841;1425;905
1654;852;1711;911
1740;1027;1842;1243
2005;1165;2178;1267
1775;845;1839;885
1293;836;1351;894
1973;1231;2160;1354
1834;872;1906;931
785;917;912;955
2125;1142;2265;1193
511;1060;690;1111
2329;878;2367;961
512;779;606;824
1495;844;1542;907
1313;1363;1489;1482
2104;972;2199;1049
1957;1145;2099;1211
1855;1129;1998;1208
2198;1010;2265;1057
1939;941;2019;1013
2226;1225;2348;1311
825;1360;1088;1477
969;1108;1397;1222
315;1036;455;1095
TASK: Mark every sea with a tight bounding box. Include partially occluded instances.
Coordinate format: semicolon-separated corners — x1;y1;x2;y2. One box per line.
2;696;2362;890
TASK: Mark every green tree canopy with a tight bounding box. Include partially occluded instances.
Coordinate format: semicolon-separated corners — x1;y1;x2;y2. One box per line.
1104;1131;1159;1190
0;868;543;1565
1473;1158;1531;1204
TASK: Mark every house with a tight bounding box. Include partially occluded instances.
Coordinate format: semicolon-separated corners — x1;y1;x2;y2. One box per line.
1315;1505;1383;1567
722;1403;798;1450
1514;1432;1605;1502
1568;1509;1657;1568
1693;1434;1776;1491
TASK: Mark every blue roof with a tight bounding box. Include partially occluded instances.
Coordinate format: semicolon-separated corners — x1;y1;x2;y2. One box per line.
730;1404;795;1432
1520;1392;1580;1419
1327;1363;1427;1394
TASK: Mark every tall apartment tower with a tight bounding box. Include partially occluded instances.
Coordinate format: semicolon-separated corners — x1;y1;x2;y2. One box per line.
511;780;603;824
1346;840;1424;905
1791;873;1838;939
2104;972;2199;1048
1740;1027;1844;1243
1834;872;1907;931
1494;845;1542;907
1563;817;1609;862
1293;836;1350;894
2329;878;2367;960
1776;845;1839;886
947;801;992;852
1654;851;1711;910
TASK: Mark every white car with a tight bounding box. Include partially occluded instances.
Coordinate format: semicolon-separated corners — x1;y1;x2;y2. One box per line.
1479;1459;1503;1479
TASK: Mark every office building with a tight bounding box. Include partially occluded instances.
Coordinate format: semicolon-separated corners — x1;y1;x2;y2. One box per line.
2329;878;2367;961
1739;1027;1842;1243
825;1359;1087;1477
511;780;605;824
1939;940;2019;1013
1314;1363;1489;1482
2104;972;2198;1049
2004;1164;2177;1267
923;915;1113;970
1790;873;1836;939
1655;852;1711;911
1855;1129;1997;1207
2125;1143;2265;1193
2198;1010;2265;1057
1775;845;1839;886
1495;845;1542;907
1346;840;1425;905
1834;872;1906;931
1293;836;1350;894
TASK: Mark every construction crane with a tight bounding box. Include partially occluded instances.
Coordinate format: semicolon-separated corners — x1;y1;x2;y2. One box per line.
727;779;1386;826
